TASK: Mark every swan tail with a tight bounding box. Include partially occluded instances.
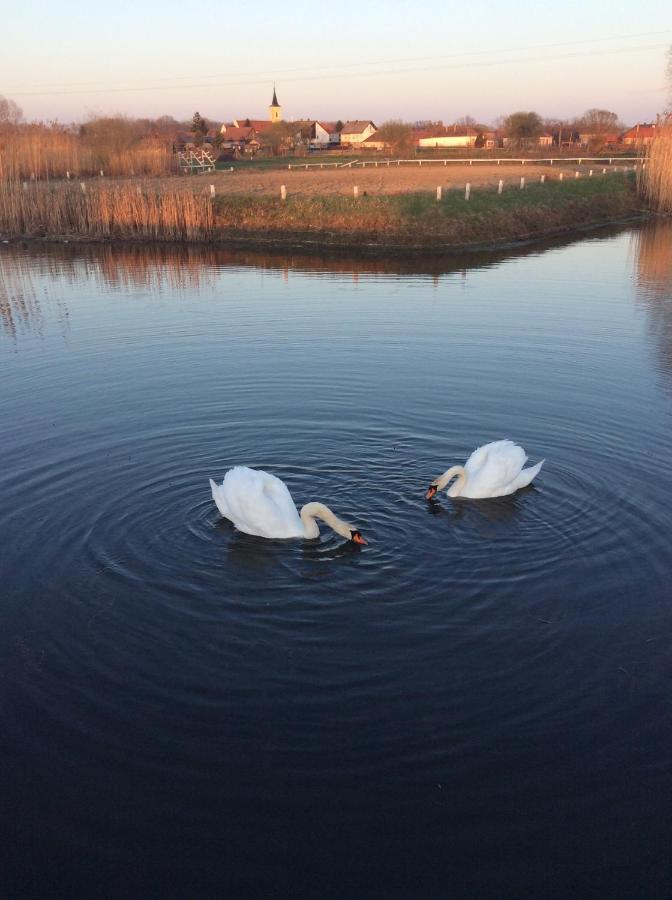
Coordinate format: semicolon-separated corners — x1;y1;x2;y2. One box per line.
518;459;544;488
209;478;231;519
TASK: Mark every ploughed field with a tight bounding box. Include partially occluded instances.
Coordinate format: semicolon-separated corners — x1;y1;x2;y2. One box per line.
176;161;620;197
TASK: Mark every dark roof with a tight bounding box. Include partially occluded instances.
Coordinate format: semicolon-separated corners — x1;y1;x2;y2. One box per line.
271;85;280;107
341;120;376;134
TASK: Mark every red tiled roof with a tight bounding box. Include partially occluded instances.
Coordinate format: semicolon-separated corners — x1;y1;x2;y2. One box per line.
221;126;256;141
622;123;656;139
234;118;275;133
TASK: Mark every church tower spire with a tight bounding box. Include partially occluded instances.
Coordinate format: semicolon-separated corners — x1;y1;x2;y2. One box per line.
269;84;282;124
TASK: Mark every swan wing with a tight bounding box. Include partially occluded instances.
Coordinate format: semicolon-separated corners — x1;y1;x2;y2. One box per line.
504;459;544;494
211;466;303;538
464;440;528;498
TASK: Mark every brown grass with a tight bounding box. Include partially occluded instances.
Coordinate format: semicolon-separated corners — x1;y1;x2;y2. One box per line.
0;181;214;239
0;125;176;181
0;174;636;247
638;124;672;213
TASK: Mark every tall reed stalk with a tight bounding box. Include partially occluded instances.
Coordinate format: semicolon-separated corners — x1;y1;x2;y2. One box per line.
0;182;214;240
638;123;672;213
0;126;176;181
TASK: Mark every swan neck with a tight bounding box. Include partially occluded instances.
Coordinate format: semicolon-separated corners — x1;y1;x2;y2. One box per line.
438;465;467;496
300;502;352;540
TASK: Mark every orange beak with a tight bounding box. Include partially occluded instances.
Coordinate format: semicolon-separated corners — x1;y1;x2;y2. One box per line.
426;485;438;500
352;533;367;545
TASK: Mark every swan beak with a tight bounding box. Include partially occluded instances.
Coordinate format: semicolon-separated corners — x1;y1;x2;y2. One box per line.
426;484;438;500
351;532;367;545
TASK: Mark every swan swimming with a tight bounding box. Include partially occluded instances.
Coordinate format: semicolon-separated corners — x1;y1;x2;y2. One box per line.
209;466;367;544
426;440;544;500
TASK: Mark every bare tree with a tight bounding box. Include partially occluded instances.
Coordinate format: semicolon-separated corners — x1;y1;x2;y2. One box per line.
0;95;23;127
577;108;622;135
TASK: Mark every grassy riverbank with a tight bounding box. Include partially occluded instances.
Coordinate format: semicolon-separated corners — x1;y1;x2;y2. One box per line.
0;174;641;252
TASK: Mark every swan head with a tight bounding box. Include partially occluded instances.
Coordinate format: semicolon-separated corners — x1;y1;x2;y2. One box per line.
300;502;367;544
426;466;466;499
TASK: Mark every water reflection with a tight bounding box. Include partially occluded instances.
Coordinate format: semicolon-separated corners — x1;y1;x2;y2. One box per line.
633;219;672;388
0;253;42;337
1;224;640;342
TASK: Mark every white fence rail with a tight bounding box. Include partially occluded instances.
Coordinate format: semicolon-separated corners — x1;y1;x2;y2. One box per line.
289;156;644;171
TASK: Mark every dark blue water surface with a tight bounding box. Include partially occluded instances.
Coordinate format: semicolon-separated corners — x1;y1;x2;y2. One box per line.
1;224;672;898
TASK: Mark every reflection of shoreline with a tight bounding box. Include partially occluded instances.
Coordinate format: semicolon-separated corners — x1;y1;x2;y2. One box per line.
633;219;672;389
1;220;656;340
1;220;639;288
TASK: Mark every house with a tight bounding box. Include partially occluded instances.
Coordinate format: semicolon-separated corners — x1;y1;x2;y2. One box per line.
361;133;390;151
537;132;553;147
218;124;260;154
340;121;377;146
417;126;478;149
579;131;621;147
621;123;657;145
230;118;275;135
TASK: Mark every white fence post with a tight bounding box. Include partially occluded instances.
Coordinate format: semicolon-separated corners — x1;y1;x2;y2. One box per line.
498;179;503;194
589;169;593;177
559;173;564;181
353;185;359;198
520;176;525;189
80;182;86;193
210;184;216;197
436;186;442;201
540;174;546;184
465;183;471;200
280;184;287;200
66;171;70;180
575;171;580;178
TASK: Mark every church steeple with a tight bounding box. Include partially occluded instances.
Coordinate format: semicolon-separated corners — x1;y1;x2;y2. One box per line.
269;84;282;124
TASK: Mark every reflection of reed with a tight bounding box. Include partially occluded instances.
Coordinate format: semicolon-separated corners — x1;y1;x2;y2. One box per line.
5;229;605;298
633;219;672;385
0;251;42;337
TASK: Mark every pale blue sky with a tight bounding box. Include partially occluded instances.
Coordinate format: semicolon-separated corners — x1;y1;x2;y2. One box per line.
2;0;670;124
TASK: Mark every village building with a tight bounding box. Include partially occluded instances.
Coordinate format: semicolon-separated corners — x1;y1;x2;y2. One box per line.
269;86;282;124
416;126;479;149
621;123;657;146
361;133;390;151
225;87;284;138
293;120;340;149
217;124;260;157
339;121;377;146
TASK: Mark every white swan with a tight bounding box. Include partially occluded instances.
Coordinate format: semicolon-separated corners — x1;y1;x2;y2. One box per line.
209;466;367;544
426;440;544;500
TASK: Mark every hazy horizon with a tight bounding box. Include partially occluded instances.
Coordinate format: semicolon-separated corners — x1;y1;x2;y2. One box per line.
2;0;670;125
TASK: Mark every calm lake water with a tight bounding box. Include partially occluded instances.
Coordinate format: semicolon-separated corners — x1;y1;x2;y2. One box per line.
1;224;672;898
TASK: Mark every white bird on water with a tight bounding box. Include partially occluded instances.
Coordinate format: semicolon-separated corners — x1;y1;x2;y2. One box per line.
209;466;367;544
426;440;544;500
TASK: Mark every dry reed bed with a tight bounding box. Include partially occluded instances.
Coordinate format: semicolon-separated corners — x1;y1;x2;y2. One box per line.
638;125;672;213
0;177;637;246
0;129;175;181
0;182;214;239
